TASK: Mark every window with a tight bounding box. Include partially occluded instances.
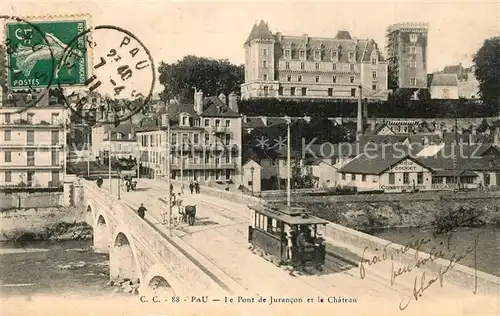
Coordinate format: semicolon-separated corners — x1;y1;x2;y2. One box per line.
409;46;416;54
263;49;267;56
372;83;377;91
51;130;59;145
4;113;11;124
314;50;320;59
410;60;416;68
27;130;34;144
350;76;355;84
301;87;307;96
315;63;320;70
410;78;417;86
328;88;333;96
225;120;230;127
171;133;177;145
410;34;418;43
389;173;395;184
225;169;231;180
204;119;209;127
263;61;267;68
51;113;59;125
215;120;220;128
372;71;377;79
300;62;305;70
5;151;11;163
51;171;59;184
263;86;269;95
331;51;338;60
298;75;302;82
315;76;320;83
278;87;283;96
371;58;377;65
403;172;409;184
349;52;355;61
332;63;336;71
4;130;11;141
350;64;355;72
284;49;290;58
5;171;11;183
351;174;355;181
285;62;290;70
362;174;367;182
262;74;268;81
193;134;199;145
299;50;305;59
341;173;346;180
332;76;337;83
351;88;356;97
484;173;491;186
27;151;35;166
417;172;423;184
116;133;122;140
51;150;59;166
287;75;291;82
290;87;296;96
27;113;34;123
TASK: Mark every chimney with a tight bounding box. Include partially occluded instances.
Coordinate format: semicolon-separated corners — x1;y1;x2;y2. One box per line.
195;90;203;115
356;85;363;141
161;113;169;127
228;92;238;113
218;93;227;105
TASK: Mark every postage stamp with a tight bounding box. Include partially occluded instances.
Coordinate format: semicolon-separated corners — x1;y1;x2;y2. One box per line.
5;18;89;89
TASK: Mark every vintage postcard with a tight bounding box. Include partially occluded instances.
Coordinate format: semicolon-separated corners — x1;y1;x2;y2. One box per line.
0;0;499;315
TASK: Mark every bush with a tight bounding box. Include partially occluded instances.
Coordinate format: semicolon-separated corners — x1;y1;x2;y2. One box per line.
326;185;357;195
432;203;485;235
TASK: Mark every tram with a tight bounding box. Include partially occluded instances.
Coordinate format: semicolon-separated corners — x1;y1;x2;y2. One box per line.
248;203;328;274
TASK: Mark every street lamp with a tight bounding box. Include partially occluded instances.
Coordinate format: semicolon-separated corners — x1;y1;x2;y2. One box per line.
250;166;255;195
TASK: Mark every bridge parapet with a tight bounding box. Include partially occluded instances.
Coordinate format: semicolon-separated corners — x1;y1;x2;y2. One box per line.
81;179;246;296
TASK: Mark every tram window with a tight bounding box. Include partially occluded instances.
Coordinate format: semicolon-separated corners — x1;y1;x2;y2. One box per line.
267;218;274;232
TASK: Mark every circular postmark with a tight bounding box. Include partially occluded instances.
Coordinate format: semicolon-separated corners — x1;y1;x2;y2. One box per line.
1;15;58;113
57;25;156;125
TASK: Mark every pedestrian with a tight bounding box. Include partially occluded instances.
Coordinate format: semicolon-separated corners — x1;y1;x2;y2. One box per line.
137;203;147;220
170;183;173;193
195;181;200;194
189;181;194;194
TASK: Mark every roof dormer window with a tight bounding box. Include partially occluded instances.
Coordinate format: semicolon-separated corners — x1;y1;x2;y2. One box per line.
7;94;13;100
410;34;418;43
26;94;32;101
299;50;306;60
331;51;338;61
182;115;187;126
284;49;291;59
348;52;355;62
314;50;321;61
371;51;378;65
116;133;122;140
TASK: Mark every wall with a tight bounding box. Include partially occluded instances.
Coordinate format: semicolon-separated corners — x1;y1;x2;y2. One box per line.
430;85;459;99
0;192;63;209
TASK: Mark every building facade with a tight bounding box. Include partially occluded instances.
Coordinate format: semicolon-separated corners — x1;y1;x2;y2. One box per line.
386;22;429;89
92;122;138;162
136;92;243;186
428;73;459;99
0;92;66;188
241;20;389;100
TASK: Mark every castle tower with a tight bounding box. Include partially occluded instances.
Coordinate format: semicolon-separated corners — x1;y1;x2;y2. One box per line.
386;22;429;89
241;20;277;99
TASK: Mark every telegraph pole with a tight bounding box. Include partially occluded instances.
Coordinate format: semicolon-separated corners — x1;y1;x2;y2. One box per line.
286;117;291;207
162;113;173;236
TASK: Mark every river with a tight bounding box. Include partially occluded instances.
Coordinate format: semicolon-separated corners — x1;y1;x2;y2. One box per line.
372;226;500;277
0;239;122;298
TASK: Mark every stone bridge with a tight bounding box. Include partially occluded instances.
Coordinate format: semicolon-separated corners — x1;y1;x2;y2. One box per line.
75;179;246;297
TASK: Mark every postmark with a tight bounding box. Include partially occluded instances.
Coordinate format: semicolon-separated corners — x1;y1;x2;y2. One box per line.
57;25;156;125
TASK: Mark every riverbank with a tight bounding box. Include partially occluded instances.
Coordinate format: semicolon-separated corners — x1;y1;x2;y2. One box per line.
300;197;500;233
0;207;92;242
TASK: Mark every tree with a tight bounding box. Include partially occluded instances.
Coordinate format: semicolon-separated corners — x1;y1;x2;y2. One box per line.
158;56;244;103
473;37;500;112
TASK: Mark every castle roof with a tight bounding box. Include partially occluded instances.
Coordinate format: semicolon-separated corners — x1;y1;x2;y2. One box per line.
335;30;352;40
245;20;274;44
428;73;458;87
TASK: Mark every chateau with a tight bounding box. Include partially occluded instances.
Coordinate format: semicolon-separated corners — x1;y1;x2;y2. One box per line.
241;20;390;100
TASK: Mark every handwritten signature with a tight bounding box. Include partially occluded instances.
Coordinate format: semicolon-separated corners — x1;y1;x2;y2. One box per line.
398;234;478;310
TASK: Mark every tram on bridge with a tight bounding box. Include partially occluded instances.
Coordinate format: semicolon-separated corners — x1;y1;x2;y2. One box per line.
248;204;328;274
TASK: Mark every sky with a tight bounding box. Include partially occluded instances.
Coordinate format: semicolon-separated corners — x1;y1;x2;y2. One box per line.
2;0;499;94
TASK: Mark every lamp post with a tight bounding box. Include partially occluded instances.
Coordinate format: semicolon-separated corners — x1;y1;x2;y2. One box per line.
117;170;121;200
250;166;255;195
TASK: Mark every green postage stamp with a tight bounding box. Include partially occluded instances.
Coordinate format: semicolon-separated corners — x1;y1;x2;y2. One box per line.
6;19;89;89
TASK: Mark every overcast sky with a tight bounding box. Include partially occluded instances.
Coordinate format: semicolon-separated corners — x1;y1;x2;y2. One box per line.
2;0;499;93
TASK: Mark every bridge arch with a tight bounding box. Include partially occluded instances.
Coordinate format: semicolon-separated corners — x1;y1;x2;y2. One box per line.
94;214;112;253
110;227;142;282
85;203;95;227
140;264;184;297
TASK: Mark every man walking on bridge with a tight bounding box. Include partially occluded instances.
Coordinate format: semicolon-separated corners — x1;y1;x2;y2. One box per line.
137;203;147;220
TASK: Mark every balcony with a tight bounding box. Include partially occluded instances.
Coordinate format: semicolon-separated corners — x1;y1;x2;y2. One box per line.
0;164;64;170
0;119;64;129
211;125;230;133
0;143;63;149
169;162;237;170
